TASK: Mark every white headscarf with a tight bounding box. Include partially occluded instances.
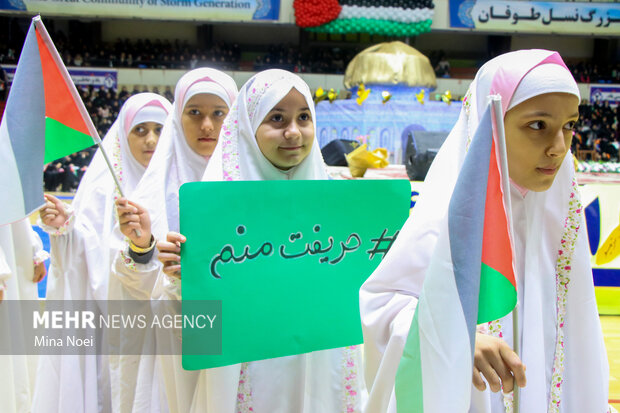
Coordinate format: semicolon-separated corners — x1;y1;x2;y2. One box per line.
202;69;328;182
128;105;169;136
70;92;171;300
131;68;238;237
73;92;171;216
360;50;609;413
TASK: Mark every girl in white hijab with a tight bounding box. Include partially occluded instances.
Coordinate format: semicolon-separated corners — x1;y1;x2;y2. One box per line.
139;69;366;413
34;92;171;413
0;219;48;413
114;68;238;292
116;68;238;249
360;49;610;413
114;68;238;413
0;220;47;300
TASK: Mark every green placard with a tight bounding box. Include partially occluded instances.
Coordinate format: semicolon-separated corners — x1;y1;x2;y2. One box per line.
180;180;410;370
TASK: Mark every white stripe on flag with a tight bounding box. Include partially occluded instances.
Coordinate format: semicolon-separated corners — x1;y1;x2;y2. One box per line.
417;221;473;412
396;220;474;412
396;105;498;412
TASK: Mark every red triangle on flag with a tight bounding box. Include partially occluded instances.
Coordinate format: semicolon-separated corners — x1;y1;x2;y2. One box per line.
35;28;90;136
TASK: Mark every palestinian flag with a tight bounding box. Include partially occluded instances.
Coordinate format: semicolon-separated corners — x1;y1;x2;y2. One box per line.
394;100;517;412
294;0;434;37
0;16;97;225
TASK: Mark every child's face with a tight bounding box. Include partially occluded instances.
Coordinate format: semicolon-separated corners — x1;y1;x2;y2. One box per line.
128;121;163;167
504;92;579;192
255;88;314;170
181;93;229;157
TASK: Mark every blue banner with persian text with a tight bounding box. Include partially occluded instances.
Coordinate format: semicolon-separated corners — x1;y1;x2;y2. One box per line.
1;65;118;90
449;0;620;34
0;0;280;21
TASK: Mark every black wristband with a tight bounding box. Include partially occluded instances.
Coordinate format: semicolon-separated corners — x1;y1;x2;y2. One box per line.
128;246;156;264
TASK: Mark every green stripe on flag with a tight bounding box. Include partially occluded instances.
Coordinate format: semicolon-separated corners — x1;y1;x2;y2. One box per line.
44;117;94;163
395;310;424;413
478;262;518;324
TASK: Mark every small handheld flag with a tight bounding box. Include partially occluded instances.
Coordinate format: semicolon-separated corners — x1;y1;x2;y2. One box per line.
0;16;126;226
395;97;517;412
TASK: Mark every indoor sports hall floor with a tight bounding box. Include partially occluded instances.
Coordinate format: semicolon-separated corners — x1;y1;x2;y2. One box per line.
603;316;620;410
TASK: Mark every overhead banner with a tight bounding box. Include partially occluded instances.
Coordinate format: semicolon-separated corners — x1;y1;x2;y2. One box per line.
179;180;411;369
590;85;620;105
0;0;280;21
450;0;620;34
2;64;117;90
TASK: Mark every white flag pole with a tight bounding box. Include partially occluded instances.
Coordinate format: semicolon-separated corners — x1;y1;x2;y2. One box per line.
491;95;519;412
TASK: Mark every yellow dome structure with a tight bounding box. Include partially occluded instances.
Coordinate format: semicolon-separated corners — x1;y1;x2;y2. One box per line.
344;41;437;89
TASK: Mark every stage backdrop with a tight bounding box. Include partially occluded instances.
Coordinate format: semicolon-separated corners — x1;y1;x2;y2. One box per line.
316;98;461;163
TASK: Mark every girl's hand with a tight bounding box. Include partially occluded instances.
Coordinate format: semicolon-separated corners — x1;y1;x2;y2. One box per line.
33;262;47;283
157;232;186;278
473;332;526;393
39;194;67;229
115;198;152;248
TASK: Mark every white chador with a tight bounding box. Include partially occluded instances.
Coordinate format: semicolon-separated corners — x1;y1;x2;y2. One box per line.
115;69;368;412
0;218;48;413
360;50;610;413
186;69;365;413
111;68;239;413
32;93;171;413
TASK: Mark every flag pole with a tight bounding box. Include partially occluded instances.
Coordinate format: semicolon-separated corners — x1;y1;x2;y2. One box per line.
33;16;141;237
491;96;520;411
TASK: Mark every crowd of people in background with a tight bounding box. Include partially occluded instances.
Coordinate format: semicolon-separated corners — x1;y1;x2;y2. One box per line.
6;32;618;82
0;34;357;74
571;61;620;85
0;32;618;191
575;99;619;161
2;30;620;81
253;44;358;74
43;150;95;193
